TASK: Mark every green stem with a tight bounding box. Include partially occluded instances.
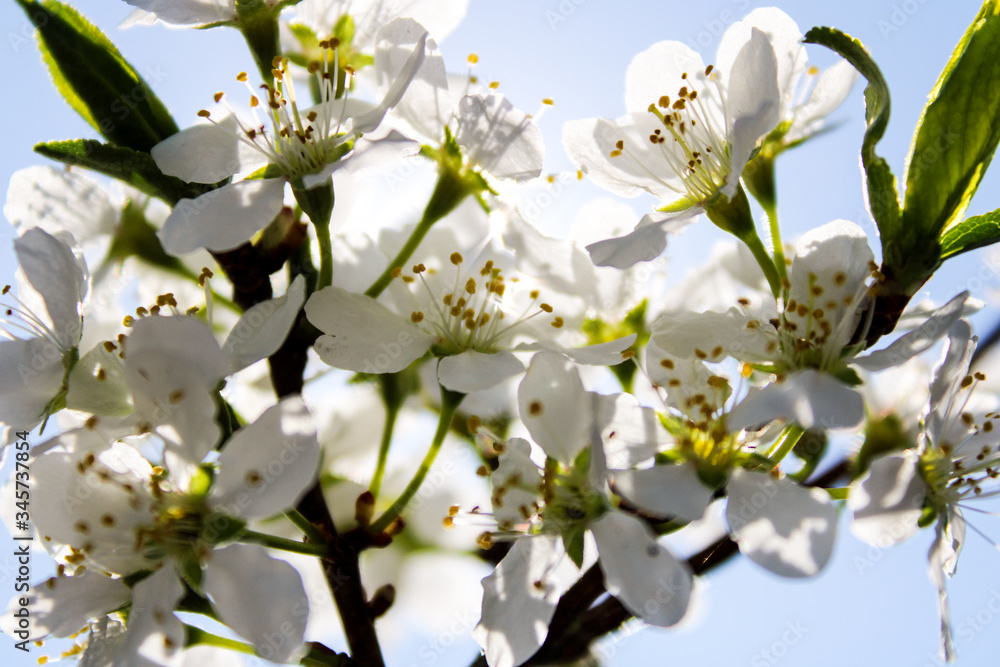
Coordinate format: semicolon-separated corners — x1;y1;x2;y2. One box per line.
315;219;333;290
767;424;805;464
365;168;471;298
370;387;402;503
765;200;788;284
369;386;465;534
237;529;329;557
285;509;327;545
292;180;335;290
185;625;347;666
742;231;782;301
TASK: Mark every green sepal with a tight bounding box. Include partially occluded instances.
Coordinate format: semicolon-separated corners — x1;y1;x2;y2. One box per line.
122;569;155;589
176;553;203;591
16;0;178;152
703;184;757;242
737;452;777;473
902;1;1000;245
853;413;912;479
235;0;282;84
34;139;215;205
562;523;587;569
203;513;247;545
832;365;863;387
292;178;335;228
917;503;938;529
939;207;1000;260
804;27;901;246
333;13;356;45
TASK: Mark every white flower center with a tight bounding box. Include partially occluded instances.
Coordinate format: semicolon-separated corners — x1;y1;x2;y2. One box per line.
395;252;562;355
200;41;355;181
611;66;732;204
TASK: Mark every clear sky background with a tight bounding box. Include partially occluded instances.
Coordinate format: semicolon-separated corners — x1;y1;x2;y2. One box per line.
3;1;1000;666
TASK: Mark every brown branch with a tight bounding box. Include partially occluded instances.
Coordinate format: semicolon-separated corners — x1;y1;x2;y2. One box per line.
470;459;852;666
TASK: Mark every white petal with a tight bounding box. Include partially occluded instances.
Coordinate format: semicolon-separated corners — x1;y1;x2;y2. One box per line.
647;343;731;417
787;59;858;141
151;115;264;183
224;275;307;373
304;286;436;373
355;24;428;133
726;470;838;577
855;292;969;372
1;571;129;640
727;369;865;430
473;535;562;667
848;452;926;546
611;463;713;522
122;0;235;25
516;335;638;368
210;396;320;519
490;437;544;529
15;227;87;343
5;166;119;242
31;438;156;573
592;511;693;626
501;211;600;299
725;28;780;196
651;306;776;363
717;8;806;110
586;209;697;268
624;41;706;117
124;316;228;462
593;392;665;469
929;514;965;663
455;94;544;182
157;178;286;255
116;566;185;667
0;338;66;427
66;343;133;417
926;320;976;445
518;352;591;463
79;617;128;667
438;350;524;393
374;17;452;139
204;544;309;664
563;116;679;199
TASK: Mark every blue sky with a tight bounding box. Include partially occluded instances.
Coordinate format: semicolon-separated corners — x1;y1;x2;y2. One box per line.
2;1;1000;666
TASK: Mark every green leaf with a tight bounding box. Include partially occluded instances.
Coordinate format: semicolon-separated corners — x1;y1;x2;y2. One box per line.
33;139;213;205
804;27;902;243
16;0;178;152
939;207;1000;259
903;1;1000;244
